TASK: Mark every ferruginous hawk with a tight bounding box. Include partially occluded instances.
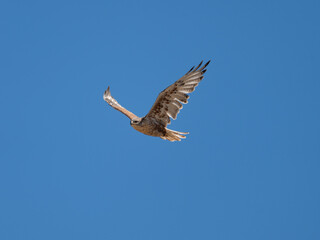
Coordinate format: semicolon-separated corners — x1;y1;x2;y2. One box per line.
103;60;210;142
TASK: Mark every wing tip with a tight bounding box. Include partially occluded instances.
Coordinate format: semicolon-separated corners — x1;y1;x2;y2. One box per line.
198;59;211;72
103;86;111;100
187;66;195;74
194;60;203;71
188;59;211;73
204;60;211;67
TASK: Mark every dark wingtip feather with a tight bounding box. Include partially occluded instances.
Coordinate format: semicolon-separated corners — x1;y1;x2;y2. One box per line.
201;69;207;74
194;60;203;71
104;86;111;99
199;60;211;71
187;66;195;74
106;86;110;95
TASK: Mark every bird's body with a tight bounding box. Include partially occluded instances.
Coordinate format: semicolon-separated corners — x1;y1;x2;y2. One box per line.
131;117;166;137
103;60;211;142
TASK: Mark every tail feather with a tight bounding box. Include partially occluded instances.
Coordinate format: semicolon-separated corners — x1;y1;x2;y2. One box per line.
161;128;189;142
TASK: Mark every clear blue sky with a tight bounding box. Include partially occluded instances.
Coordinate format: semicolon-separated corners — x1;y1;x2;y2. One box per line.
1;0;319;239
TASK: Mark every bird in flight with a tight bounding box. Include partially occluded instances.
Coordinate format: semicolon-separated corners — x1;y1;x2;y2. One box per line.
103;60;211;142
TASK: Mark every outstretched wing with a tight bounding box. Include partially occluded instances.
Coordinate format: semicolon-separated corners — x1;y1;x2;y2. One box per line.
103;86;138;120
146;60;210;126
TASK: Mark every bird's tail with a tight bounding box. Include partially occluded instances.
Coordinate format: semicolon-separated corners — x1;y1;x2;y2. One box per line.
161;128;189;142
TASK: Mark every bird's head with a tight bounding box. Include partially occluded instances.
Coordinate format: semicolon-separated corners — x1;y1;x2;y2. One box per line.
130;118;141;125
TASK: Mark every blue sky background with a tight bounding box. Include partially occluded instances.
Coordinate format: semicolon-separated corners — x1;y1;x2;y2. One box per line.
1;0;319;239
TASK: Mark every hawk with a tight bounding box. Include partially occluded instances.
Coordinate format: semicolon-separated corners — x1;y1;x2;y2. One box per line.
103;60;210;142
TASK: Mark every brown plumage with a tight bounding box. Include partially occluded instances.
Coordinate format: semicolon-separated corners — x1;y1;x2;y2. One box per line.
103;60;211;142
